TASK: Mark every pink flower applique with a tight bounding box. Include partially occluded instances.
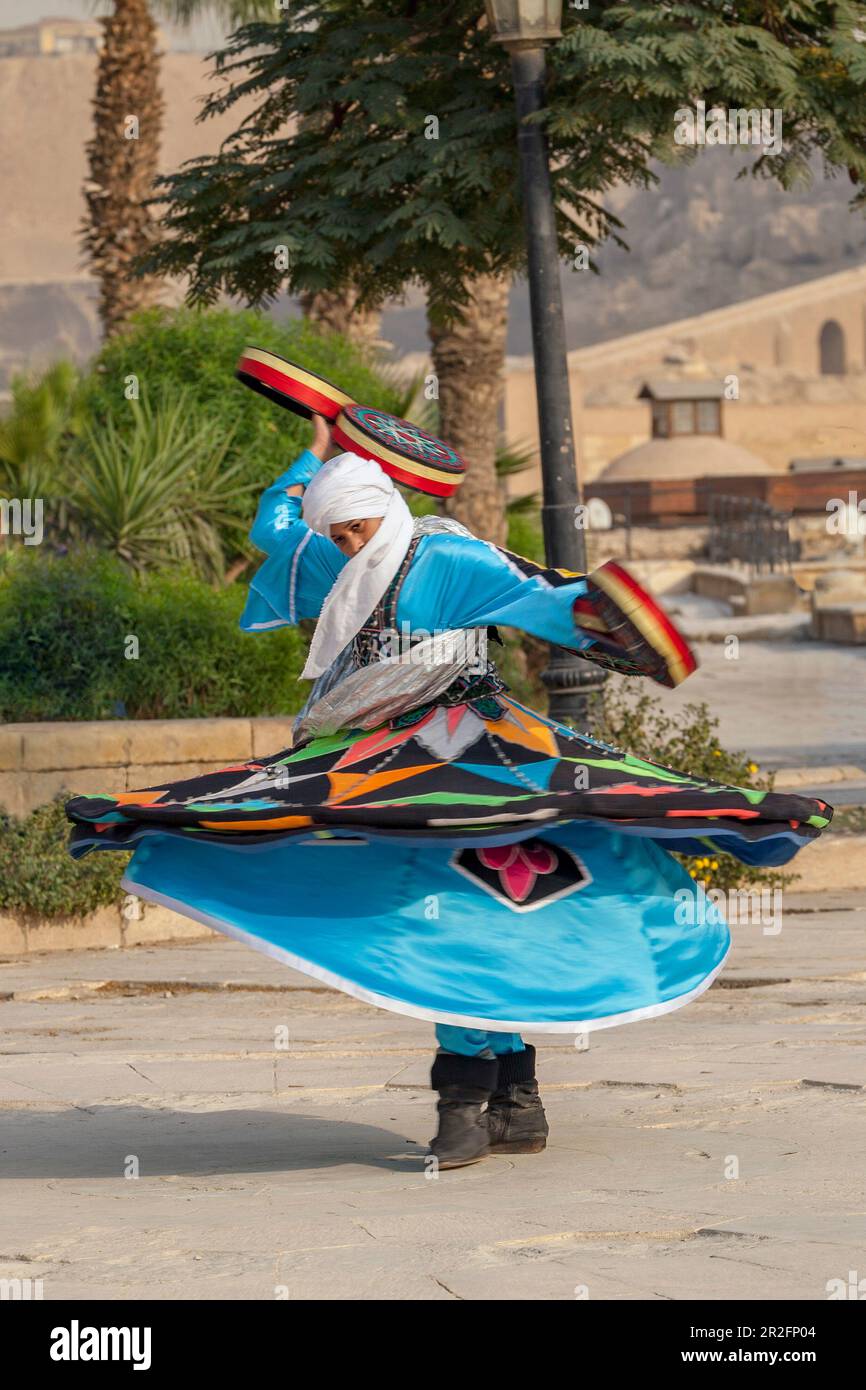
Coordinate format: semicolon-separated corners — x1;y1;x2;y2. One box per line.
476;841;558;904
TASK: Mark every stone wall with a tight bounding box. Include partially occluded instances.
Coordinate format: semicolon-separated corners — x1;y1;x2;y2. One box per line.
0;899;217;956
585;525;709;566
0;716;297;818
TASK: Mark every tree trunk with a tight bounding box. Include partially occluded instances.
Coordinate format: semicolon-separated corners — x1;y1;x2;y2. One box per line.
299;287;383;351
427;272;510;545
81;0;164;338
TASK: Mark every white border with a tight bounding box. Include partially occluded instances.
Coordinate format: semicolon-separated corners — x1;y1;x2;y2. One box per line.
122;874;732;1035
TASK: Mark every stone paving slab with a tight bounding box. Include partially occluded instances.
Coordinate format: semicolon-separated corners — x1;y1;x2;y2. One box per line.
0;893;864;1301
662;639;866;769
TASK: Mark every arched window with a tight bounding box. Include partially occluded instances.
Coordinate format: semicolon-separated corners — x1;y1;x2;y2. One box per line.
819;320;846;375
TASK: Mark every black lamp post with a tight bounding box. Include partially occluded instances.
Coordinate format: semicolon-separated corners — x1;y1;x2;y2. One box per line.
484;0;605;726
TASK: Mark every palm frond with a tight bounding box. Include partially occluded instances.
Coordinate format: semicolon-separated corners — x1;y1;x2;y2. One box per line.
0;361;82;499
70;391;252;581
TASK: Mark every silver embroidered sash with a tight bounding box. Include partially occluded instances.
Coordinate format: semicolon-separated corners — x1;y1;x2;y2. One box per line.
293;516;491;739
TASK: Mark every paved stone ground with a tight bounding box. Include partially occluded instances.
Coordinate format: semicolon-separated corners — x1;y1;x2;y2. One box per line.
1;888;864;1301
661;639;866;770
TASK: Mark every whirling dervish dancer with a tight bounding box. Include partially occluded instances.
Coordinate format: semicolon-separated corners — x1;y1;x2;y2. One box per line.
67;415;832;1169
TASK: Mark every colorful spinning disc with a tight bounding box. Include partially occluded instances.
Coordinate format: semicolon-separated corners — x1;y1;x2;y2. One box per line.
332;404;467;497
235;347;354;421
587;560;698;689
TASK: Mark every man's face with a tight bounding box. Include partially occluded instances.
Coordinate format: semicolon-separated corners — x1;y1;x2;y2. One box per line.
329;515;384;558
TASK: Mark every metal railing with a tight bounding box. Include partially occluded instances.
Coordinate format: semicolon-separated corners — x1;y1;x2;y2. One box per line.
706;495;799;574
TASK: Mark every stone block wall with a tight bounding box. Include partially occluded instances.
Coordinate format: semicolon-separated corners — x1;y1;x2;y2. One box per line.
0;899;217;955
0;716;297;817
811;605;866;644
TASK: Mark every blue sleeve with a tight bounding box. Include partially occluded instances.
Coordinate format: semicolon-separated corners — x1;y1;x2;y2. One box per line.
400;535;596;651
249;449;320;556
240;450;346;632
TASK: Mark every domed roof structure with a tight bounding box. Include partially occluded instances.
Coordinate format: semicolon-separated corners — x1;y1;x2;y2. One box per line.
599;378;772;482
601;435;772;482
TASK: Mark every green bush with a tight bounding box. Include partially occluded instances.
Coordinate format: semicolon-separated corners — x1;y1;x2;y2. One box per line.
77;306;404;507
825;805;866;836
0;796;127;918
594;680;793;892
0;308;407;575
0;360;85;501
506;507;544;565
0;549;309;721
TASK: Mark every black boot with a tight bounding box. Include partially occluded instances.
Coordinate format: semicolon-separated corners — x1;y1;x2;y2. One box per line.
429;1051;498;1170
487;1044;549;1154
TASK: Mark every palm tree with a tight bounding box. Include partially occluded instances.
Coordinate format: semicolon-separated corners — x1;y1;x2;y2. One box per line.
82;0;272;339
428;273;511;543
82;0;164;337
297;285;383;352
386;357;539;539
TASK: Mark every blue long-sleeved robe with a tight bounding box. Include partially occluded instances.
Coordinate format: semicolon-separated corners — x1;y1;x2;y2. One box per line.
240;450;597;657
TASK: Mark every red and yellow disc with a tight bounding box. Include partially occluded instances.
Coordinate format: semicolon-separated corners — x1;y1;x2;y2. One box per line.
235;347;355;421
590;560;697;688
332;404;467;497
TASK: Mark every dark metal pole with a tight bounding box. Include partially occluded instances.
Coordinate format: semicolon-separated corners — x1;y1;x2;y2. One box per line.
509;44;605;726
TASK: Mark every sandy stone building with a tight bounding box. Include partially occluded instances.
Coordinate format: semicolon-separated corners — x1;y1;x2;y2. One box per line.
503;264;866;491
0;48;250;396
599;380;772;486
0;18;102;58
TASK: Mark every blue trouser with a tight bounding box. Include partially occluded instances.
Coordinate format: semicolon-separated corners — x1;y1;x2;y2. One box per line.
435;1025;525;1058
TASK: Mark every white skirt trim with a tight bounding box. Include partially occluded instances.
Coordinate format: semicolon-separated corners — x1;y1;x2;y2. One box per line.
122;875;732;1036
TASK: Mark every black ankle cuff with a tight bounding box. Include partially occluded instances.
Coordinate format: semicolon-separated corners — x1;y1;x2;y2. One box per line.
431;1051;499;1091
496;1044;536;1086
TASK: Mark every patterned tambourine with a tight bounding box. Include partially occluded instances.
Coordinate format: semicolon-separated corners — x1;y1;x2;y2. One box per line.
332;404;467;497
583;560;698;689
235;347;355;421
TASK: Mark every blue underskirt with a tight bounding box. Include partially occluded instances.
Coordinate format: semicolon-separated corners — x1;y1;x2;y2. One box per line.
122;820;730;1034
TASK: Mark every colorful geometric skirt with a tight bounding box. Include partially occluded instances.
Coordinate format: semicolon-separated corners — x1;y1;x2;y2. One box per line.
66;695;831;1033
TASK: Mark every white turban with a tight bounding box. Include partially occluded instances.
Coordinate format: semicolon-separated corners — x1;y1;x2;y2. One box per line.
303;451;391;535
300;452;414;678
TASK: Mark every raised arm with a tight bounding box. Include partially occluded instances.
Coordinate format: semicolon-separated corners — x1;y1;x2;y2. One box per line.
241;417;347;631
248;415;333;554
